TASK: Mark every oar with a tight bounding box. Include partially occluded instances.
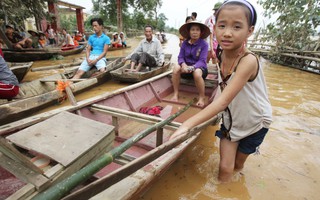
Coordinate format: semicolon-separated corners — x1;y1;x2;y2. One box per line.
32;99;195;200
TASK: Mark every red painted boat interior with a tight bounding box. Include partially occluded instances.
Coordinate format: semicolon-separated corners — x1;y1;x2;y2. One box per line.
0;167;26;199
0;73;218;198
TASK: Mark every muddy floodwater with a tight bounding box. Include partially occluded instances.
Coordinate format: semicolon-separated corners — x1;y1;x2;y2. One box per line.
25;34;320;200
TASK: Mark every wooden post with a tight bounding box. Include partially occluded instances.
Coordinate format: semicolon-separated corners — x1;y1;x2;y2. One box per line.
47;0;61;31
76;9;85;34
112;116;119;136
116;0;123;32
156;128;163;147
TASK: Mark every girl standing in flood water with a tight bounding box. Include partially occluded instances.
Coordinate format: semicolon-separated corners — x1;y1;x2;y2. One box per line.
170;0;272;182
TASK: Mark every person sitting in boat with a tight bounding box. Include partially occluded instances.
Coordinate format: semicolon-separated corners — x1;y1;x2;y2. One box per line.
74;31;85;42
5;24;32;49
72;18;111;79
38;31;48;48
122;25;164;72
28;29;41;48
0;55;19;99
155;32;163;43
60;28;77;48
111;32;122;48
160;30;166;42
171;21;210;107
119;32;127;47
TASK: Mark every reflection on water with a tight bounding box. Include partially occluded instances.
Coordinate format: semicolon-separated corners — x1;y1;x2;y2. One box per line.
25;34;320;200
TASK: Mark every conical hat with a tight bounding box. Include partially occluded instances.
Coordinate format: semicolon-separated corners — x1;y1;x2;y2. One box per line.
179;21;210;39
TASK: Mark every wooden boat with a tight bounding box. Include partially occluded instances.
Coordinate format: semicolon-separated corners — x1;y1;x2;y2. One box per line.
110;54;172;83
0;57;124;125
7;61;33;82
60;45;86;56
0;67;220;200
3;49;59;62
108;45;131;51
2;45;86;62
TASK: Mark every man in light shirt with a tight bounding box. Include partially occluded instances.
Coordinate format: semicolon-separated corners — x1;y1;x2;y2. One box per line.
123;25;164;72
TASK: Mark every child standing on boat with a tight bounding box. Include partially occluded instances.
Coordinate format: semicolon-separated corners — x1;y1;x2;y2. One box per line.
170;0;272;183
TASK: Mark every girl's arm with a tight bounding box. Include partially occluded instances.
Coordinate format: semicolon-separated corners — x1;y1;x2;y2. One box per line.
170;54;258;139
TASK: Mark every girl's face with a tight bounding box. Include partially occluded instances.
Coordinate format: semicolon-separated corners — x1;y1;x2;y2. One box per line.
214;5;253;50
189;25;201;40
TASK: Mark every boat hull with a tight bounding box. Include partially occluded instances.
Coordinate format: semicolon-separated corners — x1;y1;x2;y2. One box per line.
111;54;172;83
0;68;220;200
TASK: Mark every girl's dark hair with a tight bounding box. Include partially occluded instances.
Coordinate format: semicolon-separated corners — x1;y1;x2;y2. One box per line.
215;0;257;26
90;18;103;26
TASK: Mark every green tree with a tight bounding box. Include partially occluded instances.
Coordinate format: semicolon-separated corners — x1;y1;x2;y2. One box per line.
91;0;165;31
0;0;49;30
258;0;320;50
157;13;167;31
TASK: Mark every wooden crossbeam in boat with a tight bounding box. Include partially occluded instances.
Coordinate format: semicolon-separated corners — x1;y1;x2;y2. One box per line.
0;137;43;174
90;104;180;131
114;154;136;165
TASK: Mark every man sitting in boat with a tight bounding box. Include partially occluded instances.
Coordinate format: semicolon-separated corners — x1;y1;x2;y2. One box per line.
0;55;19;99
72;18;111;79
5;24;32;49
111;32;122;48
171;21;210;107
122;25;164;72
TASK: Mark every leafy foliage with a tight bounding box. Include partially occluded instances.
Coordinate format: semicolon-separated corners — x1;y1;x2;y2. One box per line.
0;0;50;30
258;0;320;50
91;0;167;31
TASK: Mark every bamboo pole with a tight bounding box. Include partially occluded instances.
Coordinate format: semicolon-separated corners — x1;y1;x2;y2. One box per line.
32;99;195;200
31;61;82;72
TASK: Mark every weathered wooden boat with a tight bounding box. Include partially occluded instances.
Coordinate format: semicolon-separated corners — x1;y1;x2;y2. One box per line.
2;45;86;62
110;54;172;83
7;61;33;82
0;67;220;200
0;57;124;125
60;45;86;57
3;49;59;62
108;45;131;51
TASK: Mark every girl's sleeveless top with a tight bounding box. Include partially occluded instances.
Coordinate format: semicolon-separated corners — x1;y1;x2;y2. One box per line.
222;53;272;141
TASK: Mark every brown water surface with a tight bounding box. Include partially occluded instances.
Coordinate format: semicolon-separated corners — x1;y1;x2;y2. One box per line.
140;36;320;200
27;34;320;200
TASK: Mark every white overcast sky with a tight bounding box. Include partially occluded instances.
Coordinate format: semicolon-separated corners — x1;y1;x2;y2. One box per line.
63;0;266;29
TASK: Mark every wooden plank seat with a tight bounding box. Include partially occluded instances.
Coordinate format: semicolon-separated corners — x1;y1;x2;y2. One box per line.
1;112;115;199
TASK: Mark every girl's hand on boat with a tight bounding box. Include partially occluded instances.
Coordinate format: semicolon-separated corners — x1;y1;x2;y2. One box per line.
169;126;189;140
